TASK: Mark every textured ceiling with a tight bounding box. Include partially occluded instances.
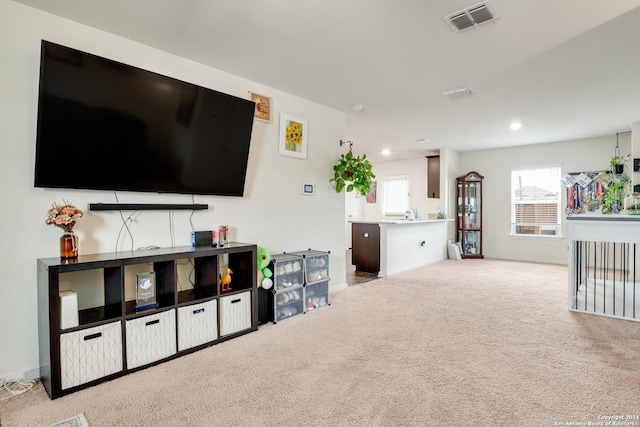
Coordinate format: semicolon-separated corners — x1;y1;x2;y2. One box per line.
13;0;640;161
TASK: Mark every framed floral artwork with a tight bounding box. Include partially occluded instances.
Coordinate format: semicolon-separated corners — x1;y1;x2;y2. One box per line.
278;112;308;159
249;91;272;122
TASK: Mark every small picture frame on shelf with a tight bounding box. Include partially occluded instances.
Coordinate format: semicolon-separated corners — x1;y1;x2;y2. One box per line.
135;272;158;311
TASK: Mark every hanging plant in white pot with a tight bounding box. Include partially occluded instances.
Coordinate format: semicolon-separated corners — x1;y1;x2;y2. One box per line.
330;141;375;197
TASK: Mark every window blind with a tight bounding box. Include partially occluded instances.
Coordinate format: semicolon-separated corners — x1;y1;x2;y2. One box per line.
383;175;409;215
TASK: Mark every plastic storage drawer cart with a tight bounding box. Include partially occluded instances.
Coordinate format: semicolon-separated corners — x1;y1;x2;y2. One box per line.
126;309;177;370
289;249;330;312
177;300;218;351
60;321;123;390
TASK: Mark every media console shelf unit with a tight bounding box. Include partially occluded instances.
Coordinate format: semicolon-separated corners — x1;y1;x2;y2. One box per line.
37;243;257;399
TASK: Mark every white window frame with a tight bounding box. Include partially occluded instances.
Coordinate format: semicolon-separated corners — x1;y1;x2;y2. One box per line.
382;174;410;216
510;166;562;238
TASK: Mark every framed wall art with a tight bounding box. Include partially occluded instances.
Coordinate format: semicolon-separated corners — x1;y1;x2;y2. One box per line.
249;91;272;122
366;181;377;203
278;112;308;159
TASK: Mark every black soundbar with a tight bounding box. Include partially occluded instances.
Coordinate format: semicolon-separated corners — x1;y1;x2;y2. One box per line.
89;203;209;211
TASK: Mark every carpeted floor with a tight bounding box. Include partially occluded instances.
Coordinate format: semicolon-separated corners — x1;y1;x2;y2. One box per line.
2;259;640;426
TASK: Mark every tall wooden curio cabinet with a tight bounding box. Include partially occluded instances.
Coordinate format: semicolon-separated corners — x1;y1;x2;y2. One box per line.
456;171;484;259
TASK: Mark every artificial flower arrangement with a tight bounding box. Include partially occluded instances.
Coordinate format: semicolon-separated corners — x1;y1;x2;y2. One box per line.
45;201;83;231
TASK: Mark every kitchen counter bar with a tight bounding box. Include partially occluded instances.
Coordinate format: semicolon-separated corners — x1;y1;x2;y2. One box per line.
350;219;452;277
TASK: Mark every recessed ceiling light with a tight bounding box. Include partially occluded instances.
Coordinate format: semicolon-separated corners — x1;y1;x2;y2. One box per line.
382;149;390;155
416;138;432;143
352;104;364;112
510;122;522;130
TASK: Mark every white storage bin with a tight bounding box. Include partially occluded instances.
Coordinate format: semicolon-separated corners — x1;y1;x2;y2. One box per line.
178;300;218;351
126;309;176;369
220;291;252;336
60;321;122;390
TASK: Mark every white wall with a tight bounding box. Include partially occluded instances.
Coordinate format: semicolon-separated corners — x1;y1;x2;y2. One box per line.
458;134;632;264
364;157;444;221
632;122;640;187
442;148;460;239
0;1;348;381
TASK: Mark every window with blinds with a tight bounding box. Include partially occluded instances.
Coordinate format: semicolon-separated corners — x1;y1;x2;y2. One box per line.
383;175;409;215
511;167;561;236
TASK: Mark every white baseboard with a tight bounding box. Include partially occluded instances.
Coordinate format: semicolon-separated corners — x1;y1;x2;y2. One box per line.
1;367;40;384
330;281;348;293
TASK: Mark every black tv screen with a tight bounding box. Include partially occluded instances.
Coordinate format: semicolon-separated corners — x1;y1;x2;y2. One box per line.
34;40;255;197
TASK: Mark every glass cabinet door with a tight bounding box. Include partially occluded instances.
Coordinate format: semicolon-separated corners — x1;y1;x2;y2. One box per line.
463;230;481;256
456;172;484;259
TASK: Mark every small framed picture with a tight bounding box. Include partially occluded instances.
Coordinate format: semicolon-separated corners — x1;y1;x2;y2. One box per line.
279;112;308;159
135;272;158;311
249;92;272;122
366;181;377;203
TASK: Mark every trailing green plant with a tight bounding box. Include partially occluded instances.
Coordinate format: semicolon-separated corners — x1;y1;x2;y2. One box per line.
600;151;631;213
330;150;375;197
601;172;630;214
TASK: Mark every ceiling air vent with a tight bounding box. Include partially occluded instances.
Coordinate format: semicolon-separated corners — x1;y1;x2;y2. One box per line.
444;1;499;32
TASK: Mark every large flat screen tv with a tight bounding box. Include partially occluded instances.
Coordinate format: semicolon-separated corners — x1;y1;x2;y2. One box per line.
34;40;255;197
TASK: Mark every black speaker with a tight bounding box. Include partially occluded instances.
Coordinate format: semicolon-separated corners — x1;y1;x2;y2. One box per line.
190;230;213;246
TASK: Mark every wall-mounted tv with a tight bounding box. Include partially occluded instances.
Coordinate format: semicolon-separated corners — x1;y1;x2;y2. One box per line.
34;40;255;197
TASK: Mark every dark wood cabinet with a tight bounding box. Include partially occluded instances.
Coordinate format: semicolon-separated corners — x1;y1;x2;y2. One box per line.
456;171;484;259
351;222;381;274
38;243;257;399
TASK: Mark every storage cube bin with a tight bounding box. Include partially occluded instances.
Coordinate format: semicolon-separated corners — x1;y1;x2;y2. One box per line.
178;300;218;351
270;253;304;291
60;321;123;390
220;291;252;336
275;298;304;322
126;309;176;369
289;250;330;284
304;280;330;312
